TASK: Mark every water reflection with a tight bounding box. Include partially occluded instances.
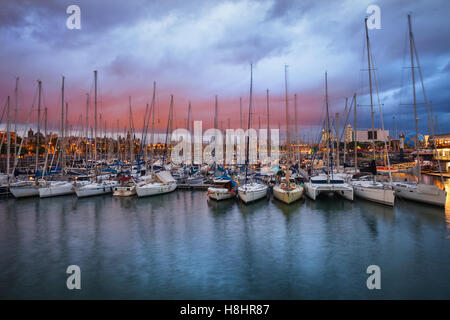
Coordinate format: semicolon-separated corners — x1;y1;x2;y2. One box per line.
357;199;395;222
206;197;235;214
271;197;304;218
0;186;449;299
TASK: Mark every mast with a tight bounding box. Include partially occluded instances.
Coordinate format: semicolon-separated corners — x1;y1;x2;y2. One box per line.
353;93;357;173
244;64;253;186
150;82;156;174
324;72;332;183
239;97;243;129
60;76;65;174
14;78;18;160
284;65;291;187
128;96;134;168
94;70;98;177
44;107;48;174
6;96;10;178
266;89;270;157
408;14;420;181
214;95;218;129
66;102;68;168
142;102;149;166
429;101;444;185
36;80;42;175
187;101;191;131
335;112;340;171
214;96;218;169
85;93;89;166
365;17;376;182
163;95;174;165
294;93;299;164
343;98;348;171
44;108;48;138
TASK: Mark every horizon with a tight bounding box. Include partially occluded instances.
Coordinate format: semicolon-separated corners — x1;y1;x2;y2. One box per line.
1;0;449;138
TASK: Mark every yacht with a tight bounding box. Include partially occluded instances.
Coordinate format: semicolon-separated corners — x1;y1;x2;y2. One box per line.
304;73;354;202
238;181;268;203
390;16;446;208
392;181;446;207
136;171;177;197
351;177;395;206
348;18;395;207
273;179;304;204
75;179;118;198
304;173;354;201
9;179;42;198
113;176;137;197
237;64;269;204
39;181;75;198
272;65;304;205
207;178;235;200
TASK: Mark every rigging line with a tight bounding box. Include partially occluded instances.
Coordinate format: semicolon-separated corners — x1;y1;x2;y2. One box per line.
399;28;409;134
339;96;355;143
371;50;393;183
11;92;37;175
0;97;8;126
412;35;432;136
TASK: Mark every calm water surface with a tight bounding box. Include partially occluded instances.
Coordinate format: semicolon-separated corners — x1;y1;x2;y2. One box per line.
0;176;449;299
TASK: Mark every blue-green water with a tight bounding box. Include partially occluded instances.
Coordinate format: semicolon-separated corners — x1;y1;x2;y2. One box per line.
0;187;449;299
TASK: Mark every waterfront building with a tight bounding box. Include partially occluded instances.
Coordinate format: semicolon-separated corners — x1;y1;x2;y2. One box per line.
434;133;450;172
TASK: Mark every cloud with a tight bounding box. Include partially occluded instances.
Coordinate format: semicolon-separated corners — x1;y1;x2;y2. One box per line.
0;0;449;137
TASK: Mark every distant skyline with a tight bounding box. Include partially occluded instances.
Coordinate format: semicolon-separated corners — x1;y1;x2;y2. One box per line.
1;0;449;138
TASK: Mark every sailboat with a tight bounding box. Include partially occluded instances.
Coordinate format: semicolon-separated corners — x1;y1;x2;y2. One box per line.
10;80;43;198
391;15;446;207
76;178;118;198
9;179;42;198
304;72;353;201
75;71;119;198
113;95;143;197
40;181;75;198
136;94;177;197
112;175;137;196
273;65;303;204
238;64;268;203
350;18;395;206
207;178;235;200
136;170;177;197
38;76;77;198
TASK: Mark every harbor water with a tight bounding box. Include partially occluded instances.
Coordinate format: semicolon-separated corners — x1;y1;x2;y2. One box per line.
0;176;449;299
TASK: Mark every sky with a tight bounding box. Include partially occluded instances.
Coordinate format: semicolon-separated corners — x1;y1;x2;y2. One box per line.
0;0;449;140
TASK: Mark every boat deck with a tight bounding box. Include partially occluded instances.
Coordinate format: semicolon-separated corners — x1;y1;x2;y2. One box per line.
177;183;212;190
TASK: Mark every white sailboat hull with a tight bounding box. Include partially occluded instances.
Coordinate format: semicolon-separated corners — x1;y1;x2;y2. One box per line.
393;183;446;207
187;177;204;185
238;183;268;203
136;182;177;197
113;186;136;197
76;182;118;198
273;185;304;204
10;186;40;198
207;187;233;200
39;182;74;198
352;182;395;206
304;182;354;201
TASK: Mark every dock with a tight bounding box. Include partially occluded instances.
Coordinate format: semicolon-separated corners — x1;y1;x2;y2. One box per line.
422;171;450;178
177;184;212;190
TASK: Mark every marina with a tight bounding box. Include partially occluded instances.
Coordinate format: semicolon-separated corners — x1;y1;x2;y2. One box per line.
0;177;449;299
1;1;450;302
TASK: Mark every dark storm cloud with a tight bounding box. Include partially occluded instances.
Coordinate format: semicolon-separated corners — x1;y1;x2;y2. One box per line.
0;0;449;134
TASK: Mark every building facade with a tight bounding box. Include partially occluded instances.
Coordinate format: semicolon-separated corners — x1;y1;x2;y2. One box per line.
344;126;390;143
434;133;450;172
